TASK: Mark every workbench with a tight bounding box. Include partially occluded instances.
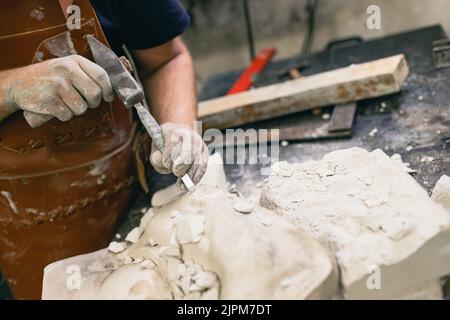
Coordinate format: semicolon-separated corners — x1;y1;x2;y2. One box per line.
200;25;450;196
1;25;449;300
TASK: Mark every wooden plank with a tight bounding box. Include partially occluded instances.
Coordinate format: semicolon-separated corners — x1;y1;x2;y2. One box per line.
198;54;409;129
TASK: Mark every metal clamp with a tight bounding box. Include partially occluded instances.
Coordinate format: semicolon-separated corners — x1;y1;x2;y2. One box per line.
432;39;450;69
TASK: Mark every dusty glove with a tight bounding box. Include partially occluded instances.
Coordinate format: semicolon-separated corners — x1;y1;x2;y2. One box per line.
150;123;209;188
2;55;114;122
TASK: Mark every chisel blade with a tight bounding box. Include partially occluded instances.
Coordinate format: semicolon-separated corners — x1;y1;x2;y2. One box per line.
86;34;144;107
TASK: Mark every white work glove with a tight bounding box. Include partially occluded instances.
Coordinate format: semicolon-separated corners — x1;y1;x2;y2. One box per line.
150;123;209;189
3;55;114;122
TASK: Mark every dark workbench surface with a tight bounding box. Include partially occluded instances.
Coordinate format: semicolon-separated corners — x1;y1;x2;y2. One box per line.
200;25;450;196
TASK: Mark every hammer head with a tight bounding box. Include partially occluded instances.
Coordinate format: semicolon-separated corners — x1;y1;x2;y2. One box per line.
86;35;144;107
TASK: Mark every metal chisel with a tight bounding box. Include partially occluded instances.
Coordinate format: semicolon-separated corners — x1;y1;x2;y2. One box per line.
86;35;194;191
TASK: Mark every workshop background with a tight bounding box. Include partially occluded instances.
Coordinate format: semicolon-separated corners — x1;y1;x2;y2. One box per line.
181;0;450;89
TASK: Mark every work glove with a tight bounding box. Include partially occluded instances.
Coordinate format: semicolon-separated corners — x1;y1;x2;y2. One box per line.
3;55;114;123
150;123;209;189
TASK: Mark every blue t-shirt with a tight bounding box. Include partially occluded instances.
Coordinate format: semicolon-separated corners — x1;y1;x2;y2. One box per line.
90;0;190;55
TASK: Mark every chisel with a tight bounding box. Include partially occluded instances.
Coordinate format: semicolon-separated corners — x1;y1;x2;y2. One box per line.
86;35;194;191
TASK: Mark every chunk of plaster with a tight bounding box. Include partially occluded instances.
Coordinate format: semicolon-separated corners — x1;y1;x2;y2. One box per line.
261;148;450;299
390;153;416;174
148;238;157;247
192;271;217;289
432;175;450;211
125;227;143;243
158;246;181;258
108;241;127;253
127;246;165;271
123;256;133;264
140;260;155;269
233;200;254;214
139;208;155;229
133;257;143;264
197;152;228;190
261;218;273;227
176;215;205;245
272;161;294;177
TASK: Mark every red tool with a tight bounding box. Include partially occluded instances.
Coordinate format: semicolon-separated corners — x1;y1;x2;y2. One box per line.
227;48;276;95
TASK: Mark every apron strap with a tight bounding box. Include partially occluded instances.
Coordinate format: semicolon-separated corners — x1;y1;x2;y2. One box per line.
59;0;74;18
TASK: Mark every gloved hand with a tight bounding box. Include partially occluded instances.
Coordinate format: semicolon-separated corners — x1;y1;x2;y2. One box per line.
2;55;114;122
150;123;209;189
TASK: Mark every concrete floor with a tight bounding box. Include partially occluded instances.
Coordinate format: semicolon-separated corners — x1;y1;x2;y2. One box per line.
181;0;450;90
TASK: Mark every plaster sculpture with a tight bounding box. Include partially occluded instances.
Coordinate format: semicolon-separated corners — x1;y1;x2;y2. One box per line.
42;153;338;300
260;148;450;299
391;280;443;300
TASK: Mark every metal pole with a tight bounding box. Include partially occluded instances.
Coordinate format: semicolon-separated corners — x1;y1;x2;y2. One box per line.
243;0;256;61
301;0;319;55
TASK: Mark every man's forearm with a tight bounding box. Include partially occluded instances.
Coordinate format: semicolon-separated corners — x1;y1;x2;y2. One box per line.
133;38;208;184
0;69;19;122
136;39;197;129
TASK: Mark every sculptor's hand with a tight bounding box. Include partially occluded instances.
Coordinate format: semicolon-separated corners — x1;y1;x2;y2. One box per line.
1;55;114;122
150;123;209;187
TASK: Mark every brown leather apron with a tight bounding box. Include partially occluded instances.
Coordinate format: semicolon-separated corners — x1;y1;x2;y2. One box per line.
0;0;136;299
